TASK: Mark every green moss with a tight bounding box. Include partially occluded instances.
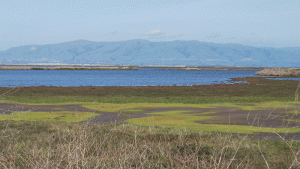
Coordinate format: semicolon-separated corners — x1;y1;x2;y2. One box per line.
0;111;100;123
1;93;299;135
125;110;300;134
4;101;295;114
284;119;300;123
122;109;143;112
80;101;300;113
81;102;216;112
283;110;300;115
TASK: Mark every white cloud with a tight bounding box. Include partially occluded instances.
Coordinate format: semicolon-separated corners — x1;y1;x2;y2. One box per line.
241;58;253;62
144;29;164;36
30;46;37;51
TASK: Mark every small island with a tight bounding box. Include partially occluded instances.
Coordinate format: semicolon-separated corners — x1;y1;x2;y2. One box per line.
254;68;300;77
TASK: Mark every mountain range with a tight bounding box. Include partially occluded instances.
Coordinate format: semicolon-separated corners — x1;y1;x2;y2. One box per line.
1;39;299;67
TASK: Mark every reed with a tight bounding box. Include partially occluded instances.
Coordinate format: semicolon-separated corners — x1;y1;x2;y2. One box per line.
0;121;299;168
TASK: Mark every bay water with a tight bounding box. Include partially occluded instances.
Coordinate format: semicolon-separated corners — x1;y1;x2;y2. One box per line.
0;69;261;87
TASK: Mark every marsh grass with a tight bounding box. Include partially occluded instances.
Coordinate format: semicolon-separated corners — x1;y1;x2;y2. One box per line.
0;121;299;168
1;96;295;105
0;77;298;105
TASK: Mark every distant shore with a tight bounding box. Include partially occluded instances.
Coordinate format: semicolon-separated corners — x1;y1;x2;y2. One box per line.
0;64;263;71
2;64;300;77
0;64;133;70
254;68;300;77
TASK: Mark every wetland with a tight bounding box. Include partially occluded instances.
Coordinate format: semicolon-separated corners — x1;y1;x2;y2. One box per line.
1;69;300;168
1;76;299;137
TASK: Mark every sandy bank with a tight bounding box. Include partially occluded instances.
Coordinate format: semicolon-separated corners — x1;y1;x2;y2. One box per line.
255;68;300;77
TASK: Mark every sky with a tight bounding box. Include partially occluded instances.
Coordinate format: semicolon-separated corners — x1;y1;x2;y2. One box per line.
1;0;300;51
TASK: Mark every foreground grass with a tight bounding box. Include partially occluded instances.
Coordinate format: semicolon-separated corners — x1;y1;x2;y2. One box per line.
0;121;299;168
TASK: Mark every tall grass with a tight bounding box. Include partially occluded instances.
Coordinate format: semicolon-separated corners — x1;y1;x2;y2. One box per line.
0;120;299;168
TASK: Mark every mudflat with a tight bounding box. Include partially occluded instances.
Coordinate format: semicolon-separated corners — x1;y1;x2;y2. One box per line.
1;77;299;139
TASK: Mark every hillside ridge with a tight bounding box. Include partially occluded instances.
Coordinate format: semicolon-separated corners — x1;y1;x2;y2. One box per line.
1;39;299;67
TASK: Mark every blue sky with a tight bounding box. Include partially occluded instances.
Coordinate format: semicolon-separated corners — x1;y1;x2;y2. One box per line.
1;0;299;51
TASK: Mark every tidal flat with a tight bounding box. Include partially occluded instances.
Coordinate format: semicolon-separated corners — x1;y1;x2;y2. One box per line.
0;77;299;136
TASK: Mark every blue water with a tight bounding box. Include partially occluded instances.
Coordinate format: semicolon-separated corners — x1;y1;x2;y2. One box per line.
0;69;260;87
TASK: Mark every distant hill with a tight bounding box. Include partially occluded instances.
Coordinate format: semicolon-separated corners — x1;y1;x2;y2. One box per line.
0;39;299;67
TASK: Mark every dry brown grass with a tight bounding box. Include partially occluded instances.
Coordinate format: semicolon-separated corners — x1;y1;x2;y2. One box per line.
0;120;299;169
255;68;300;77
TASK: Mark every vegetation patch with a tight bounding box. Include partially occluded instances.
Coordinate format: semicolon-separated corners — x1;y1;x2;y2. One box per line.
81;101;299;113
1;101;299;134
122;109;143;113
285;119;300;123
0;111;100;123
125;110;300;134
81;102;214;112
238;101;300;110
0;77;298;105
284;110;300;115
2;96;294;105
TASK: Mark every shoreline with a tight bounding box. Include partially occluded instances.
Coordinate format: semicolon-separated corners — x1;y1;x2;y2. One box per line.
0;64;263;71
255;68;300;77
